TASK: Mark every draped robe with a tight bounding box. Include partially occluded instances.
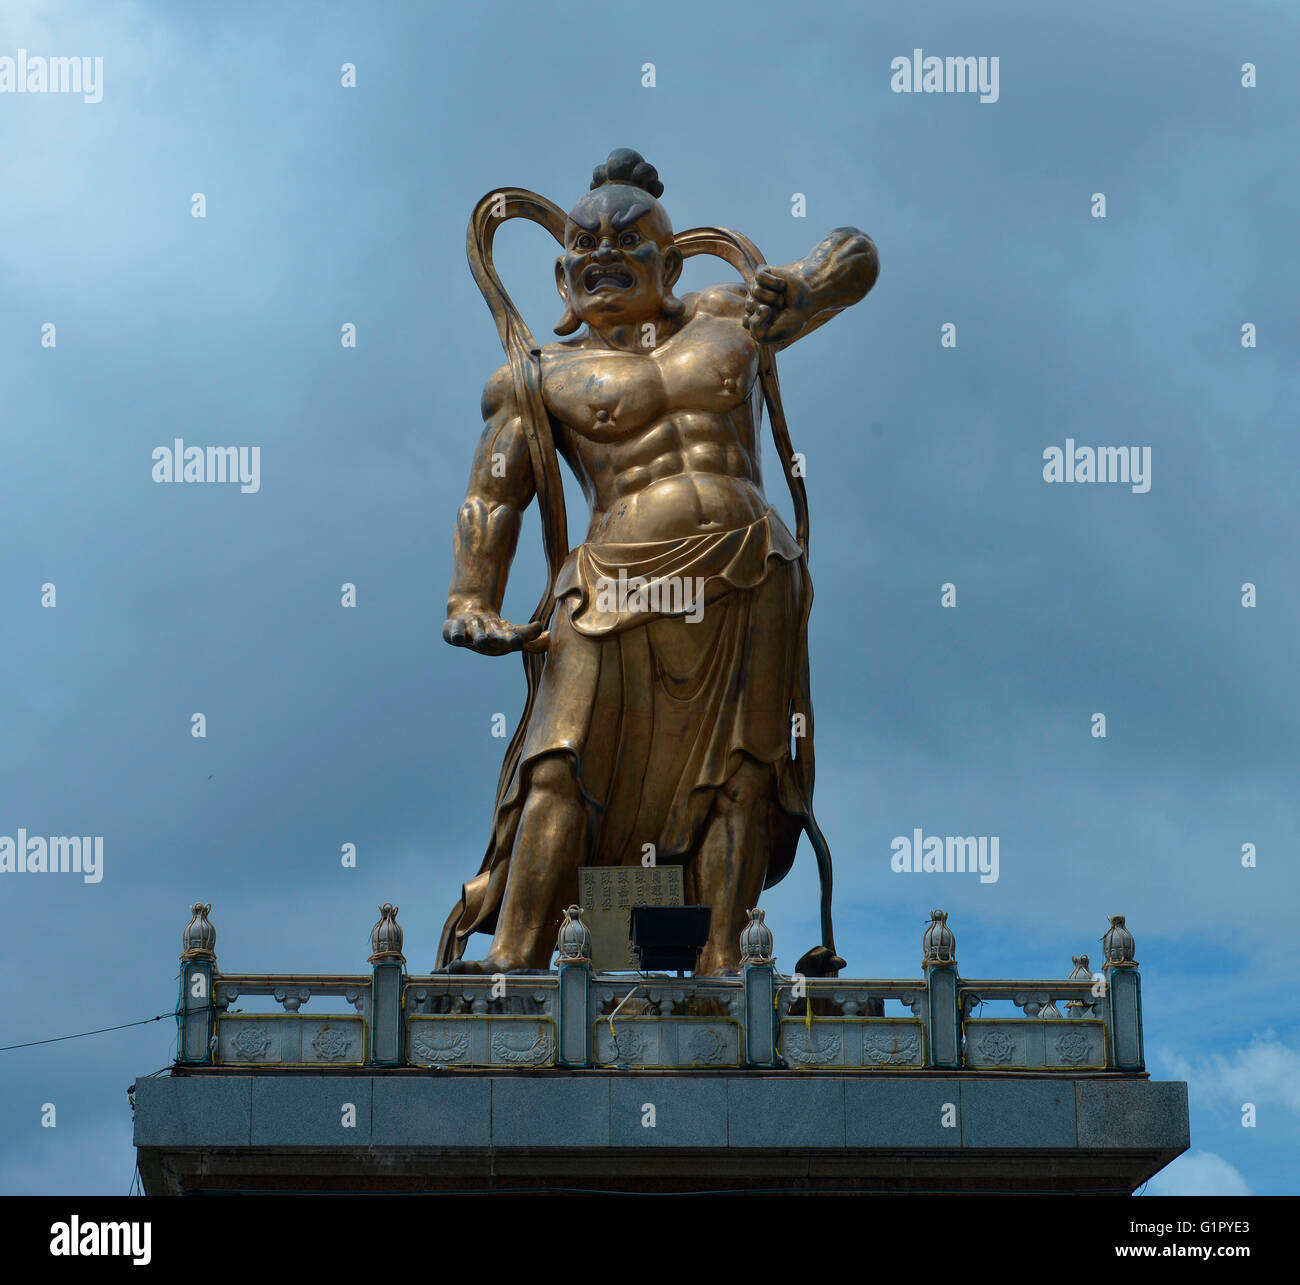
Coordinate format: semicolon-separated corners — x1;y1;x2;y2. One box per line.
436;508;816;966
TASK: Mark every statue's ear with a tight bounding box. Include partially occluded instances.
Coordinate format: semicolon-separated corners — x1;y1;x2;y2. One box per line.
553;257;581;335
662;244;683;291
659;244;686;320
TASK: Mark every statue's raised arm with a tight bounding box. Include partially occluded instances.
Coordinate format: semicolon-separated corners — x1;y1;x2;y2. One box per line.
742;226;880;349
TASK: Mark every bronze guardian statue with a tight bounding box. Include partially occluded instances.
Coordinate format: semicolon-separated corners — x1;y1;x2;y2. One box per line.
438;149;878;975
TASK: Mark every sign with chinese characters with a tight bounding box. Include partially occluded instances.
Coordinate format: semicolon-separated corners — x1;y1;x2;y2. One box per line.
578;865;684;970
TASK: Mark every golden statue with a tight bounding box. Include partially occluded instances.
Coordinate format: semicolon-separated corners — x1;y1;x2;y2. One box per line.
437;149;878;976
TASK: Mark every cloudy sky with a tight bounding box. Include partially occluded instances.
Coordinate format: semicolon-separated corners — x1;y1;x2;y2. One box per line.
1;0;1296;1196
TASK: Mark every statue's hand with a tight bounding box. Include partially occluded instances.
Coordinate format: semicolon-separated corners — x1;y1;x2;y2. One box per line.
443;607;547;656
742;265;813;345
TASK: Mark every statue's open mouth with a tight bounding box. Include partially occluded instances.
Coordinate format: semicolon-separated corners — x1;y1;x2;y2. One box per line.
582;265;634;292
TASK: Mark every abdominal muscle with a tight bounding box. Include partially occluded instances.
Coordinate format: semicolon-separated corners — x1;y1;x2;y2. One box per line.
578;414;769;545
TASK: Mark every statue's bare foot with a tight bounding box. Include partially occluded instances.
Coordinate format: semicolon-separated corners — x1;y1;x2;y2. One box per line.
436;954;538;975
795;945;846;977
437;956;500;975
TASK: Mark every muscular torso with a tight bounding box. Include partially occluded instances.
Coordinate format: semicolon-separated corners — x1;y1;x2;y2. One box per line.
539;286;769;544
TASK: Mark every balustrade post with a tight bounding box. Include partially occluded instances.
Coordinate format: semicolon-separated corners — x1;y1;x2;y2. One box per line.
368;903;405;1065
740;910;777;1067
555;906;592;1067
1102;914;1144;1070
1065;953;1094;1019
922;908;961;1069
178;902;217;1064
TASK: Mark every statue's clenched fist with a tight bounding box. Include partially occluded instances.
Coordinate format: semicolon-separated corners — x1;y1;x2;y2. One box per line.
443;606;548;655
742;264;813;345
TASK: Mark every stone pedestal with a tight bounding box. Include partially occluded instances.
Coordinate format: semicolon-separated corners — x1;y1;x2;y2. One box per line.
134;1069;1188;1194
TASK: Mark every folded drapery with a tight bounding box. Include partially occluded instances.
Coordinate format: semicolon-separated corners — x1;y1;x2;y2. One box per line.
436;509;814;966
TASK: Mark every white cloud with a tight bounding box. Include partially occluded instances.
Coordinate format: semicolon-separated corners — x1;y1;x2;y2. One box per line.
1146;1150;1251;1197
1167;1035;1300;1117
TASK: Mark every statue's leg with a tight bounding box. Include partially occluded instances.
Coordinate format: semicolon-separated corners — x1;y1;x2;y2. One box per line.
480;751;587;972
691;753;772;975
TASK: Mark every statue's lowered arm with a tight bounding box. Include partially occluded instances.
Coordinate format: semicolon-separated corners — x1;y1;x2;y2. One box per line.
442;366;543;657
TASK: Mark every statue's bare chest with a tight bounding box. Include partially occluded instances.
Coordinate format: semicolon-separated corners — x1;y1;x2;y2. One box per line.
540;314;758;443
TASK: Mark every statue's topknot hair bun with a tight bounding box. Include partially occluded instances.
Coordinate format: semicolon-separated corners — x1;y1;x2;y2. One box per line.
591;148;664;200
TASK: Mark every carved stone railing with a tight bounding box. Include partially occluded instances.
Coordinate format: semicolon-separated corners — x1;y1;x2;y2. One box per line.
958;979;1106;1071
776;980;928;1070
212;975;371;1067
404;975;559;1069
172;902;1144;1073
590;975;746;1068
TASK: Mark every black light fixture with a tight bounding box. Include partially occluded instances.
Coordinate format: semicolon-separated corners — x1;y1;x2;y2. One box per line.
629;905;712;975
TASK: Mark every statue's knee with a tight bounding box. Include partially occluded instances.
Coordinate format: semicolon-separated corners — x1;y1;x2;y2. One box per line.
718;757;771;811
527;754;580;806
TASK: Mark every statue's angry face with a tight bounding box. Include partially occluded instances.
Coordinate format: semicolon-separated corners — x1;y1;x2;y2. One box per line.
556;184;682;331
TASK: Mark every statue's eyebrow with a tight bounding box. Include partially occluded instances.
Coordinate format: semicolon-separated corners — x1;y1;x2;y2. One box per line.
612;202;651;230
567;205;600;231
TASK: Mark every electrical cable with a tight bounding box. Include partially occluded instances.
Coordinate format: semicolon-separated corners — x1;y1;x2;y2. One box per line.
0;1010;178;1052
